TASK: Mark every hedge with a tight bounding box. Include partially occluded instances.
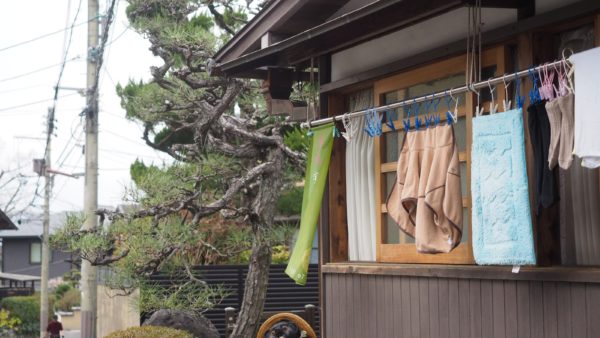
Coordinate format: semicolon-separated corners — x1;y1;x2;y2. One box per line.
0;294;56;336
0;296;39;335
104;326;193;338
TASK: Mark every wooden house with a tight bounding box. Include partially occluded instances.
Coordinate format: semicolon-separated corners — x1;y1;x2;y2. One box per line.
214;1;600;337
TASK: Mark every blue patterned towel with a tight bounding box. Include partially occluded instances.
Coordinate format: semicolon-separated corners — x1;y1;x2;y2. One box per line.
471;109;536;265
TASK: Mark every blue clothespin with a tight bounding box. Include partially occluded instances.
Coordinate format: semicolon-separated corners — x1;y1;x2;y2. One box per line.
333;125;341;138
527;69;540;105
431;94;441;127
307;121;314;136
364;109;382;137
385;110;396;131
516;73;526;108
373;109;382;136
403;104;412;132
412;100;422;130
446;111;454;125
423;100;430;128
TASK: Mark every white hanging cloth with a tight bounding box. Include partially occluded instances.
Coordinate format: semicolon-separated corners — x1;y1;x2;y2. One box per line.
570;46;600;168
346;116;376;261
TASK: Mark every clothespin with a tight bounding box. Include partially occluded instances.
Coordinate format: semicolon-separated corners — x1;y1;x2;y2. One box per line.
516;73;525;109
341;113;356;142
413;100;423;129
332;125;341;138
403;104;411;132
527;68;541;104
471;84;484;117
423;96;432;127
431;94;441;126
385;110;396;131
307;120;314;137
501;74;512;112
364;109;382;137
488;78;498;115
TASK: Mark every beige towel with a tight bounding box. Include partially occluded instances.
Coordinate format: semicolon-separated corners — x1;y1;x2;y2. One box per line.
386;124;462;253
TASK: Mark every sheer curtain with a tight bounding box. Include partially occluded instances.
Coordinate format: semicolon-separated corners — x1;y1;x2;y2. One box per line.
346;89;376;261
558;25;600;265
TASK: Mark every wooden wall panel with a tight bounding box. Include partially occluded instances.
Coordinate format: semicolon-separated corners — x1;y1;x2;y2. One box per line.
324;273;600;338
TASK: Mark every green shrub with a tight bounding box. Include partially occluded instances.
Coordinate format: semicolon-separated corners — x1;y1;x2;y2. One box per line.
104;326;193;338
276;187;303;216
0;296;39;335
54;283;72;299
55;288;80;311
0;309;21;335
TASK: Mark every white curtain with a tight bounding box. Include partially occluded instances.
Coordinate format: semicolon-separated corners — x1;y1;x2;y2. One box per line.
346;90;376;261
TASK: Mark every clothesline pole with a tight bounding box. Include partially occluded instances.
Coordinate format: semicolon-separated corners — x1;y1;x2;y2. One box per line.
301;59;568;128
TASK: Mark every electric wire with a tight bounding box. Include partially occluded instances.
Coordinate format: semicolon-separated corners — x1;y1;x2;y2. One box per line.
0;92;80;113
0;56;82;84
24;0;84;217
0;17;96;53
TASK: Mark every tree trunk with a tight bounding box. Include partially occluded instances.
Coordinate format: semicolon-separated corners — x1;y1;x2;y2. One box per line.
230;148;284;338
230;231;272;338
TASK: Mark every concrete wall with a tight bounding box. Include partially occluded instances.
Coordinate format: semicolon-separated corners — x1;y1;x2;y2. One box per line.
57;309;81;331
1;238;72;279
97;285;140;338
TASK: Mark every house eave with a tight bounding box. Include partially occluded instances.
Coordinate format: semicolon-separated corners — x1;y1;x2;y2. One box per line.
214;0;528;78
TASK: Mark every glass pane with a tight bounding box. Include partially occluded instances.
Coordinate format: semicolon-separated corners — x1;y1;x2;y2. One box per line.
385;172;396;197
384;131;400;163
384;214;415;244
30;242;41;263
454;117;467;152
460;162;467;198
480;65;498;103
461;208;470;243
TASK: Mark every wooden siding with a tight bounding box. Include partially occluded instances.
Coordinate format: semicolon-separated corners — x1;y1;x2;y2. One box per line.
324;272;600;338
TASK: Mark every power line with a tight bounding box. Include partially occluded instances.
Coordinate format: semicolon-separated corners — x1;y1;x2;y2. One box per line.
0;84;53;95
0;92;80;113
0;17;96;53
0;56;81;84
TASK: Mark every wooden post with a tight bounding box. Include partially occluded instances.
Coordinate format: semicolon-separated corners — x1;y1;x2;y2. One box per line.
327;94;348;263
596;15;600;193
225;307;237;338
304;304;317;329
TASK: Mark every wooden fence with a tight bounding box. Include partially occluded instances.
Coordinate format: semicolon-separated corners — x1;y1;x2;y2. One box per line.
147;264;320;337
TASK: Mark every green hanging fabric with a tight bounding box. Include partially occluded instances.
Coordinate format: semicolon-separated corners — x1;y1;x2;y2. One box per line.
285;123;335;285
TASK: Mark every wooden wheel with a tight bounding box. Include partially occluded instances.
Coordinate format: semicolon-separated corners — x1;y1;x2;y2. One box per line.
256;312;317;338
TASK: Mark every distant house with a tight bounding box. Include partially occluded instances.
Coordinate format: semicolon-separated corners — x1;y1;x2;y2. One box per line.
0;209;17;230
0;213;74;282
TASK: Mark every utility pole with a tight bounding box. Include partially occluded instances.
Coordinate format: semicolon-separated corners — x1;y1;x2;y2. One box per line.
39;107;54;338
81;0;99;336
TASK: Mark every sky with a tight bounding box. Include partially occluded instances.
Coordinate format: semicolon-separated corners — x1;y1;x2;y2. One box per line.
0;0;172;215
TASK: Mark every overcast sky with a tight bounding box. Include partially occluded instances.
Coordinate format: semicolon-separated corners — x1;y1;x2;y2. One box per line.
0;0;172;215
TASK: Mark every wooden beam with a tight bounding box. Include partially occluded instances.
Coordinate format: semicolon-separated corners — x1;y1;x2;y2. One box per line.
218;0;465;75
319;0;600;93
321;262;600;284
596;14;600;47
317;53;330;338
467;0;522;9
517;0;535;20
327;94;348;263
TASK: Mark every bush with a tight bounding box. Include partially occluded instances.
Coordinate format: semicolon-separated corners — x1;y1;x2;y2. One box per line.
0;296;39;335
54;283;72;300
55;288;80;311
104;326;193;338
0;309;21;335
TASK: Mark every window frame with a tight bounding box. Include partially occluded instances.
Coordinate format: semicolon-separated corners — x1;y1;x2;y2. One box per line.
373;45;509;264
29;241;42;265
